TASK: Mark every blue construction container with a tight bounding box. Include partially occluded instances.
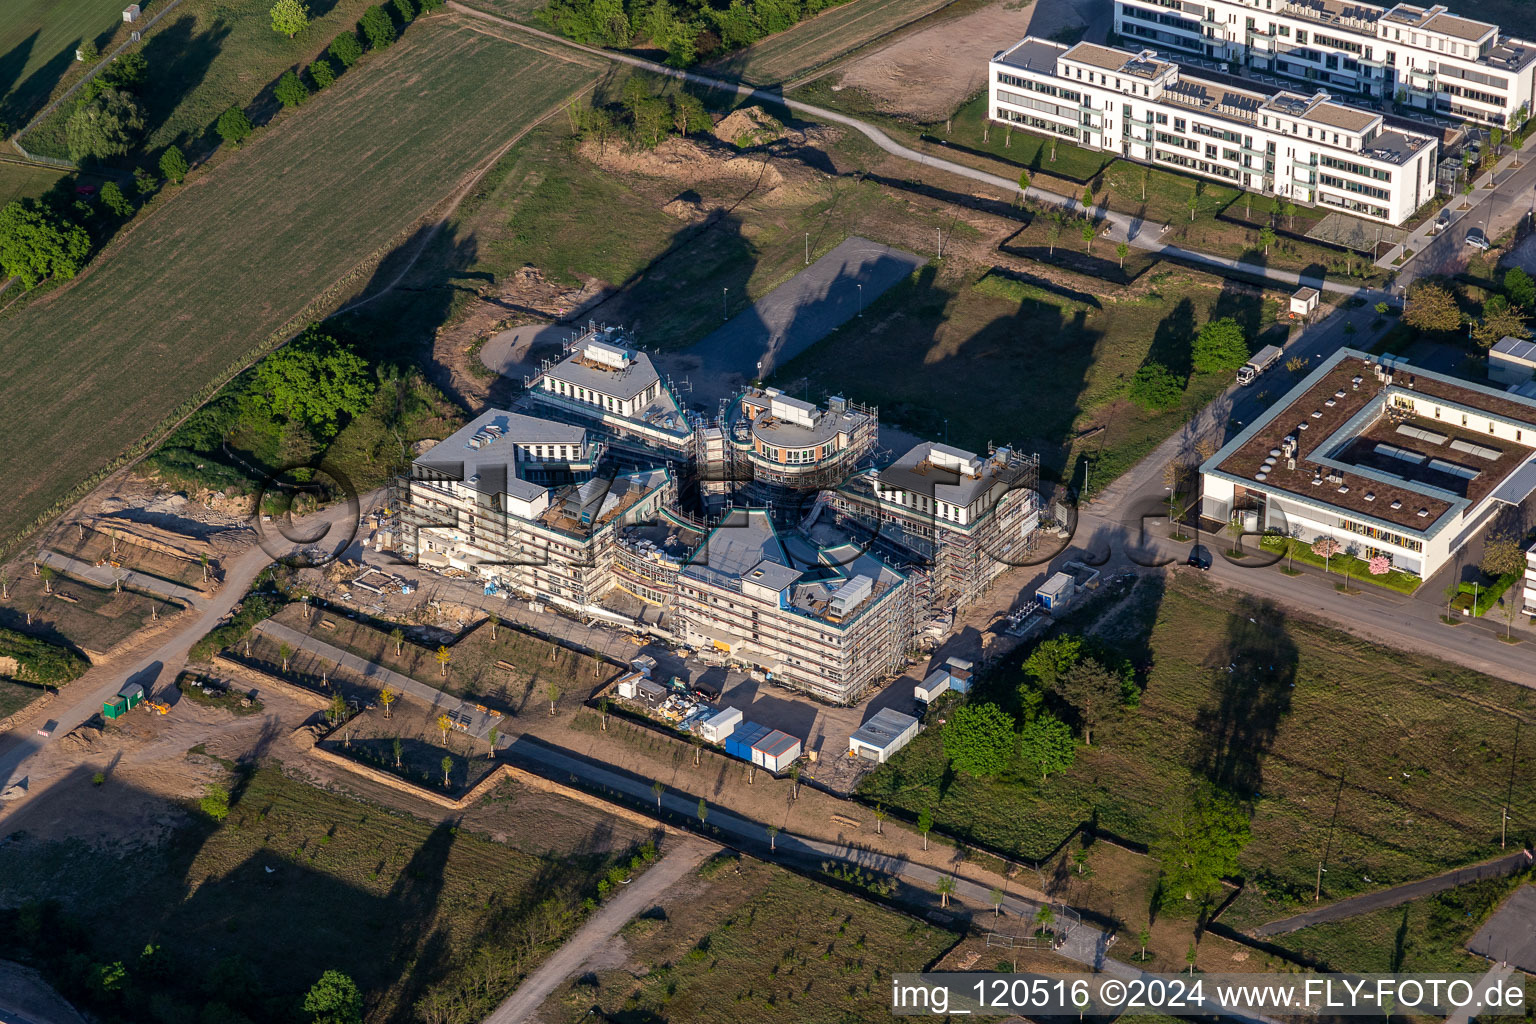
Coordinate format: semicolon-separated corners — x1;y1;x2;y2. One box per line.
724;722;770;762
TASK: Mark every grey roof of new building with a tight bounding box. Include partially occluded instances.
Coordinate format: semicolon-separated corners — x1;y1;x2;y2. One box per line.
996;36;1069;73
1493;337;1536;363
413;409;586;501
682;508;790;584
878;442;998;509
546;336;661;402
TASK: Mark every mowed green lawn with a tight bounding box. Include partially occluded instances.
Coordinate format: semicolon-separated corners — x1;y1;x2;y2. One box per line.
858;578;1536;928
0;16;596;552
0;0;124;129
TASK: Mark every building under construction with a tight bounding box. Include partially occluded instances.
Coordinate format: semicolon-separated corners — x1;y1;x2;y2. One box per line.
830;441;1041;614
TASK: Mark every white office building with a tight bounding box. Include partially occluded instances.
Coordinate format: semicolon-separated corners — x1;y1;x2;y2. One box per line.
1114;0;1536;126
990;37;1440;223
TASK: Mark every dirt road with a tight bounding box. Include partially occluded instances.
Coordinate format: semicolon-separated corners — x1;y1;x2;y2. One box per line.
483;839;715;1024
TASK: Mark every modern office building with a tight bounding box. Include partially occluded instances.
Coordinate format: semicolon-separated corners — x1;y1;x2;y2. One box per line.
1113;0;1536;126
673;508;918;704
830;441;1041;612
990;37;1440;223
1200;349;1536;578
1524;540;1536;615
396;409;675;611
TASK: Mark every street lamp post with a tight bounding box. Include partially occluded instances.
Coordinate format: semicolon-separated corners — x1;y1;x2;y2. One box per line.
722;287;728;321
857;283;863;317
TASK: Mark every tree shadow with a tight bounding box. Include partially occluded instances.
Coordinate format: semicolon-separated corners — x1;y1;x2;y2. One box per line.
138;14;233;157
0;31;39;124
1146;297;1197;379
3;39;78;131
1189;596;1297;798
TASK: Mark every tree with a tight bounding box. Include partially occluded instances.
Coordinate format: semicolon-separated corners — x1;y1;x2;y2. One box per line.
1024;635;1082;692
1046;219;1061;256
1152;785;1251;913
1035;903;1055;933
1018;170;1030;197
329;692;347;724
309;57;336;89
1081;185;1094;211
248;327;374;437
1130;362;1183;411
1051;659;1121;746
1257;225;1276;255
216;106;254;147
271;0;310;38
670;93;708;137
1312;535;1340;573
200;784;231;820
436;713;451;742
1473;301;1530;349
390;627;405;656
486;725;498;759
78;39;99;62
766;823;779;850
303;970;362;1024
989;887;1004;916
651;780;664;808
1191;317;1249;375
278;641;293;672
39;566;54;594
874;803;886;834
1507;267;1536;311
1481;536;1527;579
393;737;402;767
275;69;309;108
393;0;417;22
486;612;499;640
943;702;1015;778
917;807;932;850
1116;241;1129;268
787;762;800;799
696;797;708;826
441;755;452;786
66;87;144;161
1282;201;1297;229
379;686;395;718
547;681;560;715
1187;193;1199;221
99;181;132;217
1137;925;1150;961
329;31;364;67
132;166;158;198
0;199;89;288
159;145;189;185
1186;941;1198;975
359;6;397;49
1402;282;1462;333
1019;713;1077;781
936;875;955;908
1368;555;1391;576
434;644;450;677
1443;577;1462;621
1080;221;1095;254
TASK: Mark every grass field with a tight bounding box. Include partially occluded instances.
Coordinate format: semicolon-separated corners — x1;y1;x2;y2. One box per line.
0;765;641;1023
0;162;68;205
0;678;45;718
19;0;384;161
1270;874;1531;974
770;262;1283;484
540;853;956;1023
0;16;597;558
858;577;1536;929
706;0;955;84
0;0;127;130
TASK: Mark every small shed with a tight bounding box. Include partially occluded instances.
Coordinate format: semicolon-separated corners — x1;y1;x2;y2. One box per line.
946;665;973;694
752;730;801;772
1036;572;1076;612
724;722;770;762
848;708;920;764
914;668;950;704
102;696;129;720
123;3;140;21
699;706;742;743
118;681;144;710
1491;337;1536;387
615;671;645;699
1289;287;1319;319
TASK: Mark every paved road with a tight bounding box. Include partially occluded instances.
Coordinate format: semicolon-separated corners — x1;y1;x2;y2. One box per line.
254;619;503;740
36;550;205;605
1252;848;1535;937
1467;883;1536;972
482;839;714;1024
448;2;1379;301
1443;963;1516;1024
0;495;378;794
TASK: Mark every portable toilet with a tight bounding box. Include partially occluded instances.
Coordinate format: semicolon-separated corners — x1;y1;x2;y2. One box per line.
102;696;129;720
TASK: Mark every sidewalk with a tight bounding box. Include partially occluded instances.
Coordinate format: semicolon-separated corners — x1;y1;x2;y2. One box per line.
37;550;205;606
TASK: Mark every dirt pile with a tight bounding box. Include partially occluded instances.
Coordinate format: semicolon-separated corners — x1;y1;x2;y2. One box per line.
662;194;720;221
61;722;103;753
579;137;785;190
713;105;787;148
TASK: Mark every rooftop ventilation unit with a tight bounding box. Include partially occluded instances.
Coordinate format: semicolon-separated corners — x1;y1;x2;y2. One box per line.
1375;443;1427;465
1428;458;1479;480
828;575;874;617
1397;424;1448;445
1449;438;1502;460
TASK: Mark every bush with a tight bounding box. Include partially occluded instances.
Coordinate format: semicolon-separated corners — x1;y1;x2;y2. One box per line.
358;6;397;48
1129;362;1183;410
393;0;417;21
0;628;88;686
328;31;364;67
274;69;309;108
308;57;336;89
1191;317;1249;375
189;591;284;662
99;181;133;217
199;784;230;821
215;106;253;147
158;145;189;184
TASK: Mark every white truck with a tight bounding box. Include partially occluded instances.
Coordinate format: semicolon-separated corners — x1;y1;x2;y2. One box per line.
1237;344;1284;386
